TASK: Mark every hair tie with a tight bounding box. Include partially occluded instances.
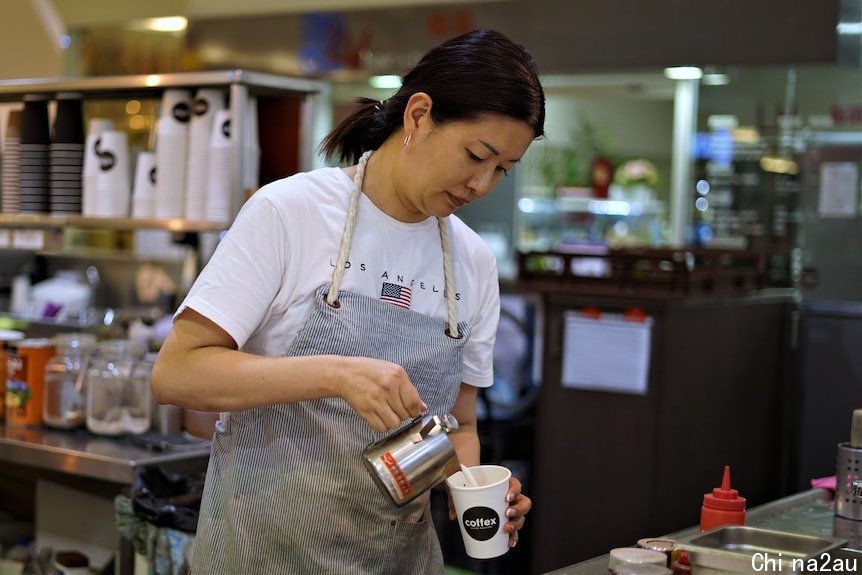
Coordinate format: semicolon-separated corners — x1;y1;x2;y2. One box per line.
372;100;387;127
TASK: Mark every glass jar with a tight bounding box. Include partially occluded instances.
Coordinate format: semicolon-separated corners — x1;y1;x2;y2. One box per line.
85;339;151;435
42;333;96;429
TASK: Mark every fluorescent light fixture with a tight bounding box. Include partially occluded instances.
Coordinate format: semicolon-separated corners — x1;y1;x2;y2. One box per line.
663;66;703;80
837;21;862;35
368;75;402;89
143;16;188;32
701;73;729;85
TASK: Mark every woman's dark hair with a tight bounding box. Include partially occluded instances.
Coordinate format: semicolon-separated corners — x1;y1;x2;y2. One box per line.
320;28;546;164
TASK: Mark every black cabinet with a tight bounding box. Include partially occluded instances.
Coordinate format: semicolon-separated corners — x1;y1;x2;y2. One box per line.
530;292;795;573
791;301;862;492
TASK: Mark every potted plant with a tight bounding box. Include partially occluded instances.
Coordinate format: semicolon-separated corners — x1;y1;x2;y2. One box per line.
541;116;616;198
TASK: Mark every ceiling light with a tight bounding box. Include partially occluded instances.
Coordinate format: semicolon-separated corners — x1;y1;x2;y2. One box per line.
663;66;703;80
142;16;188;32
368;75;402;89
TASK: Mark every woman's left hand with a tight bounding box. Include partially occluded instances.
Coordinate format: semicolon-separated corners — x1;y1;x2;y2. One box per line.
446;475;532;549
503;475;531;548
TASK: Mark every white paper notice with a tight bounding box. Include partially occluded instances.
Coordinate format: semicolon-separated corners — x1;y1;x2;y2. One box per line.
818;162;859;219
561;311;653;395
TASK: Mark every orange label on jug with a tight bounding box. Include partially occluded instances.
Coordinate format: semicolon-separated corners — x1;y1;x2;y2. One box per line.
6;340;54;426
381;451;413;497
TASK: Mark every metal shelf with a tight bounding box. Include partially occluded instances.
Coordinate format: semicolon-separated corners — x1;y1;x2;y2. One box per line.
0;214;227;232
0;69;325;102
517;196;666;217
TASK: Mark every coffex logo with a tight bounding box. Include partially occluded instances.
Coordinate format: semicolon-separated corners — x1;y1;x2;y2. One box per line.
462;507;500;541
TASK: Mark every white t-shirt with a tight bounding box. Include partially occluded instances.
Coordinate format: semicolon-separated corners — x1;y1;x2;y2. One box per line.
179;167;500;388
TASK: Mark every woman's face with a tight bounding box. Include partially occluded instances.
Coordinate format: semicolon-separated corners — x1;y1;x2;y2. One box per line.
395;113;535;221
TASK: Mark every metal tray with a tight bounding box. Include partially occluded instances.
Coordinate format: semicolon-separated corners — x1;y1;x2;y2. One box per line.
677;525;845;574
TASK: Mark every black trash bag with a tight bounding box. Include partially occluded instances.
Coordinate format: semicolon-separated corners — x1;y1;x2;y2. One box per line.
131;466;204;533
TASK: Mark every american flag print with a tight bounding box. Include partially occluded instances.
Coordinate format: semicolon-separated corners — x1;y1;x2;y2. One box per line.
380;282;412;309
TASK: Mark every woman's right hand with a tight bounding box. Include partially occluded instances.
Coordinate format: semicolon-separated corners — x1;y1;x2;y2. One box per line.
333;356;426;432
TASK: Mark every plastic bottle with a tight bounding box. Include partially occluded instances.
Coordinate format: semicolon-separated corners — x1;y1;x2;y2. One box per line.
700;465;746;531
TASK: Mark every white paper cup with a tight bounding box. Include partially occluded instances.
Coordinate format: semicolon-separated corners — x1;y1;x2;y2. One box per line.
93;130;131;217
446;464;511;559
132;151;157;218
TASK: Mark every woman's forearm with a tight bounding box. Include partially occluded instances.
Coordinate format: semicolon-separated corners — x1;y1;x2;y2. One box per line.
152;344;343;411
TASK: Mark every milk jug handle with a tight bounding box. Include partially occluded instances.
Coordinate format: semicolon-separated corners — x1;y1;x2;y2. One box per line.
420;414;459;438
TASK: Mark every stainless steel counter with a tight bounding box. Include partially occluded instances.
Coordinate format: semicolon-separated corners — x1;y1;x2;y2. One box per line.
545;489;862;574
0;423;210;484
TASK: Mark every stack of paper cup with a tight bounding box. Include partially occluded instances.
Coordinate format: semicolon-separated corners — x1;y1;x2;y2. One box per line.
154;89;191;219
82;118;114;217
243;96;261;196
50;93;85;215
19;95;51;214
92;130;131;217
132;151;157;218
2;110;23;213
184;89;225;220
204;109;232;223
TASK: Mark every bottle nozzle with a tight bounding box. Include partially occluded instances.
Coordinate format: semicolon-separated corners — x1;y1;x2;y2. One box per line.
704;465;746;509
713;465;739;500
721;465;732;491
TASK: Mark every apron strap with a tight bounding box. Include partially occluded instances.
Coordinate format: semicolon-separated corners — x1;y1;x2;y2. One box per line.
436;217;460;338
326;150;461;338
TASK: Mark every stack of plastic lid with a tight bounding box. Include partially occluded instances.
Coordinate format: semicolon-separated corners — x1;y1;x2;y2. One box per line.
82;118;113;217
204;108;233;223
1;110;23;213
49;93;85;215
154;89;191;219
19;95;51;214
184;88;225;220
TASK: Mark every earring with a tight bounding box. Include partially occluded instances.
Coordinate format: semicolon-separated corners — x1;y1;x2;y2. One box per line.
403;132;412;149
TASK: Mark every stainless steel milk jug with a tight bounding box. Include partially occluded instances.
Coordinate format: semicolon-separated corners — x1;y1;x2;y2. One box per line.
362;413;460;506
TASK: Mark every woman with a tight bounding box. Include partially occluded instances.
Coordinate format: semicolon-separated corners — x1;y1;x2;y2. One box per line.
152;28;545;574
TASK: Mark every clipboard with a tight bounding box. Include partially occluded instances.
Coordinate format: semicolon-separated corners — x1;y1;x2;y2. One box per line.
560;309;653;395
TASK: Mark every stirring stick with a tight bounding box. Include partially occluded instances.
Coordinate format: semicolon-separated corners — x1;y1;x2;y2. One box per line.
460;463;479;487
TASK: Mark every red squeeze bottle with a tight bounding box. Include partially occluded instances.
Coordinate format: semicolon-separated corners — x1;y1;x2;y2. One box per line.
700;465;746;531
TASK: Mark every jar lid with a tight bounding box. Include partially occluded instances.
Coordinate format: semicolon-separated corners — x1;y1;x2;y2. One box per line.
609;547;668;569
0;329;25;342
637;537;676;554
52;332;97;349
94;339;145;355
12;337;53;348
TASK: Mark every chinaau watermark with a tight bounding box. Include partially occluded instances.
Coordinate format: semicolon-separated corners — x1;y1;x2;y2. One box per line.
751;551;857;572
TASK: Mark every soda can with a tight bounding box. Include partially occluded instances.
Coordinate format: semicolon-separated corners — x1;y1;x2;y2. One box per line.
6;338;55;426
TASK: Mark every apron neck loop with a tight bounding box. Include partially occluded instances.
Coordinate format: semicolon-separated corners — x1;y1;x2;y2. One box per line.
436;217;461;338
326;151;461;339
326;151;370;308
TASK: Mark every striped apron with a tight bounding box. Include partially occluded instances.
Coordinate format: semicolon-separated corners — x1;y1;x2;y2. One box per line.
191;152;470;574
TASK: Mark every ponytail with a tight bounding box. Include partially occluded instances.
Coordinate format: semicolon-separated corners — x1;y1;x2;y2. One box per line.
319;97;404;165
